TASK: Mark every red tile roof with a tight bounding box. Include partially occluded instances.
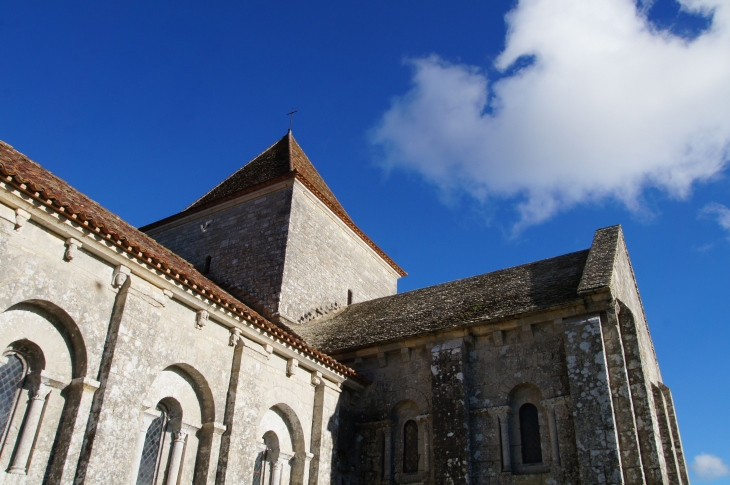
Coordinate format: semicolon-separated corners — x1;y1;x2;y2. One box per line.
142;133;407;277
0;140;365;383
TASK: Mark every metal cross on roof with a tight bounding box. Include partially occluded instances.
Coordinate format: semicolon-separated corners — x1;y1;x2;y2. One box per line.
287;109;298;133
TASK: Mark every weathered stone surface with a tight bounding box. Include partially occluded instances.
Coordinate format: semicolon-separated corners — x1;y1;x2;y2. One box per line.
0;135;688;485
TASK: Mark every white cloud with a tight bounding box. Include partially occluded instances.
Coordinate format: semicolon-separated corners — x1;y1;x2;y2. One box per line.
691;453;730;481
701;202;730;237
372;0;730;229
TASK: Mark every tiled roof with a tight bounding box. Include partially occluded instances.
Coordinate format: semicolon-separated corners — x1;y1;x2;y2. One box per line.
141;132;406;277
0;140;365;383
297;227;622;354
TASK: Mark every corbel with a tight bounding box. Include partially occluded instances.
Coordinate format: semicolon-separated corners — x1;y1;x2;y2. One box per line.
229;328;243;347
492;330;504;346
400;347;411;363
112;265;131;288
14;208;29;231
286;358;299;377
311;371;322;387
521;324;533;342
195;310;209;330
64;237;82;261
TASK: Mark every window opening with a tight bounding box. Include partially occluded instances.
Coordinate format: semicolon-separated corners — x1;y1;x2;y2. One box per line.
136;405;169;485
403;420;419;473
347;290;353;306
0;353;27;447
204;256;212;274
519;403;542;464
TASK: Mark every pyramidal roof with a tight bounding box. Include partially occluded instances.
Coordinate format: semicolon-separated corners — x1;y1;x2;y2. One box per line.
187;132;348;216
143;132;406;276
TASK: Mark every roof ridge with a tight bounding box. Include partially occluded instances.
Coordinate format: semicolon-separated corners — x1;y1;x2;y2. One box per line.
0;140;365;383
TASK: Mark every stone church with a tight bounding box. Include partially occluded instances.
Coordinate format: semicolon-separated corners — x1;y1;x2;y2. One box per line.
0;132;688;485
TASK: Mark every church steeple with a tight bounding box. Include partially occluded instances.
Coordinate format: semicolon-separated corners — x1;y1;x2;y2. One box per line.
142;133;404;325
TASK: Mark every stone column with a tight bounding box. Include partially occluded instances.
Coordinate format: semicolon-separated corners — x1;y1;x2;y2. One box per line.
129;410;160;484
540;397;566;466
60;377;101;485
487;406;511;473
8;384;52;474
270;459;283;485
165;430;188;485
430;338;471;485
308;378;341;485
202;421;227;484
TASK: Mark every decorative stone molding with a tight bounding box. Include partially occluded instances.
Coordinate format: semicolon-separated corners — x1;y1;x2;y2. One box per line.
195;310;209;330
112;264;131;288
229;327;242;347
286;358;299;377
14;208;29;231
163;289;173;299
64;237;81;261
311;371;322;387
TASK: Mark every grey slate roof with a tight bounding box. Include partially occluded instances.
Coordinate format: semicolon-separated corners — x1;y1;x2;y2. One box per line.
298;226;622;354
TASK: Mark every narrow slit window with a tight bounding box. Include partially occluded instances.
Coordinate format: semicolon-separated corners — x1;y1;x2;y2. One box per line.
204;256;212;274
403;420;419;473
519;403;542;465
347;289;353;306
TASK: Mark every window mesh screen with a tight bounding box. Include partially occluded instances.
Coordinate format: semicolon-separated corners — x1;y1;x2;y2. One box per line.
519;403;543;464
403;420;419;473
136;411;167;485
0;354;25;439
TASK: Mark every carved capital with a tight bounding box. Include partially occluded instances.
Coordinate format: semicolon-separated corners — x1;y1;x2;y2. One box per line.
64;238;81;261
32;384;52;401
195;310;209;330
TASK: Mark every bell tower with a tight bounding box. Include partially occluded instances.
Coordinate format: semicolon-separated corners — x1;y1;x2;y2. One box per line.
141;133;405;325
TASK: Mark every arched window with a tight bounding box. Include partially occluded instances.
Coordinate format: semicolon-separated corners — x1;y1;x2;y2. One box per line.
0;353;28;447
403;420;419;473
136;404;169;485
519;403;542;464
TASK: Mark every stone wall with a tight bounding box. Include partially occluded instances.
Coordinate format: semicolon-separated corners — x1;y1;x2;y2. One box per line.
145;179;400;326
279;181;399;325
0;189;351;485
332;295;685;485
145;181;294;318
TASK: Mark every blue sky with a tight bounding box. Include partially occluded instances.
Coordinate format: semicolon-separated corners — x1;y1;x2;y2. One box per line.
1;0;729;481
